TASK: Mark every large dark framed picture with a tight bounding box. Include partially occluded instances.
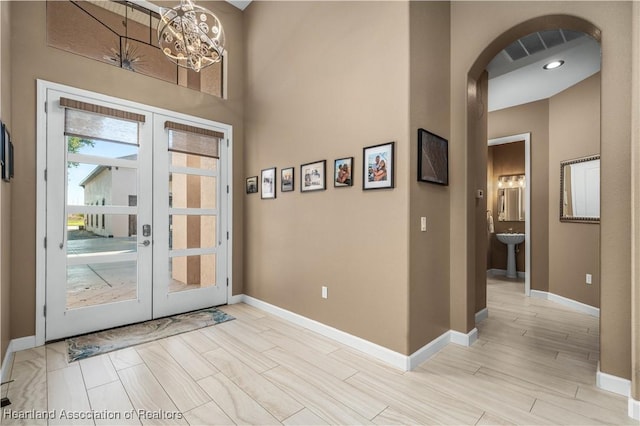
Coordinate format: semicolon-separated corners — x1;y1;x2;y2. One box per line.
301;160;326;192
363;142;394;190
418;128;448;185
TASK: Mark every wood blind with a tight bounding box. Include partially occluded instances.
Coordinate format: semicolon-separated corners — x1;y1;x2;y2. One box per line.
60;97;146;123
165;121;223;159
164;121;224;139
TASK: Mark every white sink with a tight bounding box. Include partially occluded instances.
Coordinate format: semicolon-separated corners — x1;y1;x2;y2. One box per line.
495;233;525;278
496;233;525;245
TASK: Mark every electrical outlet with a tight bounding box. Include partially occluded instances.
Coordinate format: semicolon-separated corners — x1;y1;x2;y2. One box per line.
420;217;427;232
321;286;328;299
586;274;592;285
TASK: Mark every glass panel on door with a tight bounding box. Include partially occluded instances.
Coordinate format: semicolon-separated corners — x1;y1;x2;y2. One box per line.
167;129;219;295
64;110;140;310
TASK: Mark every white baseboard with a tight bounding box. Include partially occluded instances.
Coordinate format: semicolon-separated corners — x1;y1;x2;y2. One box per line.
630;397;640;420
451;328;478;346
242;295;409;370
475;308;489;323
530;290;599;317
1;336;37;384
407;331;450;370
596;364;630;397
227;294;244;305
241;294;478;371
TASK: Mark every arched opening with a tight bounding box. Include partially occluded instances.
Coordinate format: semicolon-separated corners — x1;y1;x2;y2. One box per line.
465;13;602;354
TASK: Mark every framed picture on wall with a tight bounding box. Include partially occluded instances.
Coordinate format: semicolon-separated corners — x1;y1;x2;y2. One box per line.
0;122;5;181
281;167;294;192
334;157;353;187
300;160;326;192
246;176;258;194
418;128;448;185
261;167;277;199
1;123;10;182
363;142;394;190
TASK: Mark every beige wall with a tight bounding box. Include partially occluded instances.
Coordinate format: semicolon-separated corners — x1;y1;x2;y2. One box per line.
549;74;600;308
631;0;640;403
451;2;632;379
471;72;489;319
0;1;11;367
9;1;245;339
489;99;550;293
487;74;601;308
408;1;451;353
487;142;526;272
244;1;411;354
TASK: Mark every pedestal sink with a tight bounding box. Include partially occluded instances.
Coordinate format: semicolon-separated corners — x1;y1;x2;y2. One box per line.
496;233;525;278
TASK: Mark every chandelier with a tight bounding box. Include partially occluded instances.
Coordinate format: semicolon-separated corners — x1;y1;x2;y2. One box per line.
157;0;225;72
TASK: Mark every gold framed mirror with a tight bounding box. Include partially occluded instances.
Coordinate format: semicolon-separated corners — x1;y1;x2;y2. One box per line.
560;155;600;223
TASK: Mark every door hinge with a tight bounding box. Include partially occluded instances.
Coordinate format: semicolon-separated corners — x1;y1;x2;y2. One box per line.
226;139;229;148
226;231;229;240
43;305;46;317
44;237;47;249
44;101;47;113
226;278;229;287
44;169;47;181
226;185;229;194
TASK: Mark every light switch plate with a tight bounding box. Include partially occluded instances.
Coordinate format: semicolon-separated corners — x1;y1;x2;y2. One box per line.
420;217;427;232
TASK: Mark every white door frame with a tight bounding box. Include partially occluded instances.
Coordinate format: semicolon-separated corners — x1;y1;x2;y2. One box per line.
35;80;234;346
488;132;531;296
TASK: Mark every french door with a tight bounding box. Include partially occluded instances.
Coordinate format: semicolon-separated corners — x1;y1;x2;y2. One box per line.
44;87;228;340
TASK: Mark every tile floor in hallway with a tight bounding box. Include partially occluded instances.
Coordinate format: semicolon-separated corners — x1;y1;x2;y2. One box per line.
1;276;635;425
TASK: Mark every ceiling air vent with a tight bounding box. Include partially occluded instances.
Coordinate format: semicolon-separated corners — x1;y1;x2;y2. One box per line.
503;29;586;61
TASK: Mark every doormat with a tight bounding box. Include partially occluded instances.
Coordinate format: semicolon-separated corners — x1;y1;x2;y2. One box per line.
66;307;234;362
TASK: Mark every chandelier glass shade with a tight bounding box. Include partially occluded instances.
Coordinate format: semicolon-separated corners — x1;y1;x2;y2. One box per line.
157;0;225;72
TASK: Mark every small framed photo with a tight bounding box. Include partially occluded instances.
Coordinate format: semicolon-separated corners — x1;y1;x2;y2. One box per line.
246;176;258;194
281;167;294;192
300;160;326;192
0;122;5;181
261;167;276;199
1;123;10;182
363;142;394;190
418;128;448;185
334;157;353;187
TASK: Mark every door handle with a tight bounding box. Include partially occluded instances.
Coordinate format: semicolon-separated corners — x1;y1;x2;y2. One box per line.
138;240;151;247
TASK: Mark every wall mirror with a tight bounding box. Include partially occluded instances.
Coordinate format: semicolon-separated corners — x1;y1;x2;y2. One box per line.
560;155;600;223
497;174;525;222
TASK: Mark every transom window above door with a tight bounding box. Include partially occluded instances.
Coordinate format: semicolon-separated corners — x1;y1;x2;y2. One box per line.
46;0;224;97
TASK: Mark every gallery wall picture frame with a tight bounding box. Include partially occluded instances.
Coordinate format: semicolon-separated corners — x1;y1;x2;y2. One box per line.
0;122;5;182
281;167;294;192
363;142;394;190
8;142;13;180
261;167;277;199
334;157;353;187
246;176;258;194
300;160;326;192
1;123;10;182
418;128;448;185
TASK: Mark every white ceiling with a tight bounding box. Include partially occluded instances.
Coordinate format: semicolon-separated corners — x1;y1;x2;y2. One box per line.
225;0;252;10
487;32;601;112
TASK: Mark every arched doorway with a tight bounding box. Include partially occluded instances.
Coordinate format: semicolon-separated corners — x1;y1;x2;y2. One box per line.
466;13;602;351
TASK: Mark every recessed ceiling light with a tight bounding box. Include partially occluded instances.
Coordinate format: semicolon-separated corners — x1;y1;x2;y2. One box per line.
543;60;565;70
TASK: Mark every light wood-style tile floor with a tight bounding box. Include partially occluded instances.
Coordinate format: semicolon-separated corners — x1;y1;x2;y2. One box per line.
2;277;634;425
